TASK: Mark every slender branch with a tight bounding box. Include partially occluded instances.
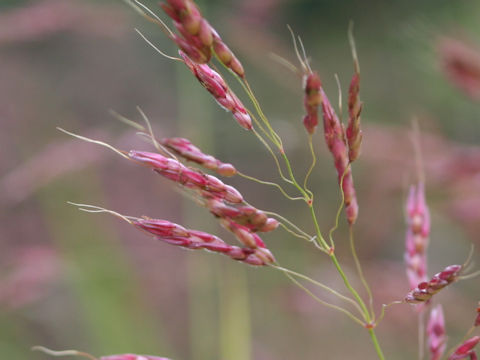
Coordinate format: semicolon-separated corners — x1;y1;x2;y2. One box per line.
57;128;129;160
280;151;311;201
271;264;364;317
368;329;386;360
349;225;375;320
303;134;316;198
328;168;347;249
237;171;304;201
243;79;283;148
262;211;314;240
376;300;404;325
32;347;98;360
330;253;370;322
274;266;365;326
278;222;315;242
251;129;294;185
308;205;330;251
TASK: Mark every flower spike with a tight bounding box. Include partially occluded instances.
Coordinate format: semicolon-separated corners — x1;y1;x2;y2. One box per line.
405;264;463;304
427;305;447;360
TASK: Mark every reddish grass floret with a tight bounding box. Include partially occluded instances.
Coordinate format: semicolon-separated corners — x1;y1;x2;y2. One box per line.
160;0;245;77
133;217;189;237
405;264;463;304
179;51;252;130
302;72;321;134
162;137;236;176
219;218;266;249
448;336;480;360
160;0;212;63
427;305;447;360
210;28;245;78
128;150;243;203
346;72;363;162
405;182;430;290
206;198;278;233
132;217;274;266
320;88;358;224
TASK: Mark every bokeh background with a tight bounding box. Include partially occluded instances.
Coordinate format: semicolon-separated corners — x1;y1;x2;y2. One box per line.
1;1;480;359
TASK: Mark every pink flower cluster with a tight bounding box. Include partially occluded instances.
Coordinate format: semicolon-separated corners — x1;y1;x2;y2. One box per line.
302;72;321;134
346;71;363;163
320;88;358;224
127;146;275;265
161;0;244;77
133;217;274;266
129;150;243;203
405;182;430;290
160;0;213;64
405;264;462;304
207;198;278;233
179;51;252;130
162;137;236;176
448;336;480;360
427;305;446;360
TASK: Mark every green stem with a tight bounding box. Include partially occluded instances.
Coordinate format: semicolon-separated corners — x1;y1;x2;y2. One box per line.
330;253;370;322
252;128;293;185
280;152;310;201
369;329;386;360
308;205;329;251
278;267;365;327
237;171;304;201
309;207;386;359
271;265;364;316
303;135;316;198
349;226;375;320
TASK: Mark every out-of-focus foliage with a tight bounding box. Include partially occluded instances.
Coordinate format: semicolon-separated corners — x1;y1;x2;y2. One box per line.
1;1;479;360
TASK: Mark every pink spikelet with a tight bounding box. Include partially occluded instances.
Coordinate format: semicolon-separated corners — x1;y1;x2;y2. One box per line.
219;218;267;249
211;28;245;78
427;305;447;360
132;217;274;266
405;182;430;290
320;88;358;224
180;51;252;130
346;71;363;162
128;150;243;203
405;264;463;304
302;71;321;134
206;198;278;233
160;0;245;77
101;355;170;360
448;336;480;360
162;137;236;176
160;0;212;63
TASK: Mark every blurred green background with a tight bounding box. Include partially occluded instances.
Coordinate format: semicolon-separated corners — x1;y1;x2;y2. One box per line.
1;1;480;359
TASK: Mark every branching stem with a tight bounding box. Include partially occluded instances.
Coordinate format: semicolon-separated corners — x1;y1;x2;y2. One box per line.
275;266;365;327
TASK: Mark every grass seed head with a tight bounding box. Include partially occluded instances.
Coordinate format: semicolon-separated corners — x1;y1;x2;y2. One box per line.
346;72;363;162
427;305;447;360
448;336;480;360
405;264;463;304
162;137;237;176
405;182;430;290
302;72;321;134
